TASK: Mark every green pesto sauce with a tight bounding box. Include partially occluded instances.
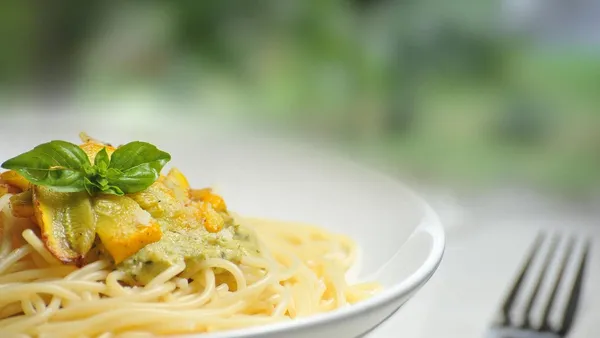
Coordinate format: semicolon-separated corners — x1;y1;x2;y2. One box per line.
118;222;260;285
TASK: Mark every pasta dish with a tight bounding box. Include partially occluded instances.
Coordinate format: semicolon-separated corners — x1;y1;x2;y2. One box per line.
0;135;380;337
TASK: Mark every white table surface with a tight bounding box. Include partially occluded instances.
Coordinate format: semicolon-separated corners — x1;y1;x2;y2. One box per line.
366;191;600;338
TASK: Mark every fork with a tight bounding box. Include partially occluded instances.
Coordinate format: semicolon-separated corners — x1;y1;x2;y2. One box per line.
487;232;591;338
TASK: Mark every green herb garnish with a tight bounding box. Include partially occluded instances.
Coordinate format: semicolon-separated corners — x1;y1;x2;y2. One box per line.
1;140;171;196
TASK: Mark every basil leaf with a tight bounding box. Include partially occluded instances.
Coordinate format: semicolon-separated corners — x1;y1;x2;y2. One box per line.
106;168;123;179
109;141;170;172
96;177;109;187
108;141;170;193
107;163;159;194
84;177;100;195
84;177;123;196
101;185;124;196
83;164;96;177
94;147;110;171
1;141;90;192
2;140;90;171
2;139;170;196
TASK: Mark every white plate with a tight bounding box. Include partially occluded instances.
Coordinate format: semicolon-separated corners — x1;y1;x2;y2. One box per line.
0;111;446;338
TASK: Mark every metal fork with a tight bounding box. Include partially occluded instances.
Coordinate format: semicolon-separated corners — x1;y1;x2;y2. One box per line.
487;232;591;338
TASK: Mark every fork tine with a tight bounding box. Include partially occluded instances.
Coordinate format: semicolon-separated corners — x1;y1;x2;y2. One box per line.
558;238;591;335
500;232;546;325
540;236;576;330
522;233;561;327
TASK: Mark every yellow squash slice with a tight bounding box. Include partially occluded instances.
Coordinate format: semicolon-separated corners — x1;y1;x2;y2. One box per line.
164;168;191;201
79;141;116;163
0;183;20;198
191;188;227;212
33;186;96;264
129;178;185;219
94;195;162;264
198;201;224;233
9;190;34;218
0;171;30;191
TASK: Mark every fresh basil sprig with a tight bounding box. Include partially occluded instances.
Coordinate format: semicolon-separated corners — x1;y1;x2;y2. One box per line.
1;140;171;196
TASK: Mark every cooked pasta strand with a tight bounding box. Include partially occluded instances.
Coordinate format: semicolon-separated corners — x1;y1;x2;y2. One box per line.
0;215;379;337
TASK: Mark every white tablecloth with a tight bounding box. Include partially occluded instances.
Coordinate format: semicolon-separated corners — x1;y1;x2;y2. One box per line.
367;191;600;338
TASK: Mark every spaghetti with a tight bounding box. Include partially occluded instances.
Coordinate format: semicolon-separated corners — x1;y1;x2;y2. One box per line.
0;194;380;337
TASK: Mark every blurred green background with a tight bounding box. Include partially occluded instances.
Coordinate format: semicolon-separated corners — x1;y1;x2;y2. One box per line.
0;0;599;197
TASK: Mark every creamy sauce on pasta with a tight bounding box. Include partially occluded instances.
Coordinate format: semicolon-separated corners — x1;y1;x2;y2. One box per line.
119;223;260;284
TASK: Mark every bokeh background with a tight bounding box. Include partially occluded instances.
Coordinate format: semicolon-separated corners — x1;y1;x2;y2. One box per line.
0;0;599;199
